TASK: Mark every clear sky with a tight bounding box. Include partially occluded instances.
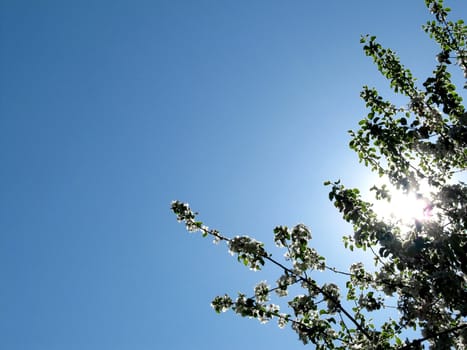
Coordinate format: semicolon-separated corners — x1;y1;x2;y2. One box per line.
1;1;466;349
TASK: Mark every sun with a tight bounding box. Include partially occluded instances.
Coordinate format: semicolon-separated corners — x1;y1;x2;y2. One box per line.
370;179;433;225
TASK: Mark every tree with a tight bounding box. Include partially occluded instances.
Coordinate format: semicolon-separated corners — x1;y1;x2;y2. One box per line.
172;1;467;348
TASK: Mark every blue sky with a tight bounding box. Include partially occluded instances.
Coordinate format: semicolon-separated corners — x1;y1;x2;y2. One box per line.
1;1;466;349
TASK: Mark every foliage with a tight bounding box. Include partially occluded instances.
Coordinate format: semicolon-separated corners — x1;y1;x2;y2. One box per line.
172;1;466;348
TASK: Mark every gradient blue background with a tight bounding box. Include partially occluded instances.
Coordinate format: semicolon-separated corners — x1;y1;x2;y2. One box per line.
1;1;466;349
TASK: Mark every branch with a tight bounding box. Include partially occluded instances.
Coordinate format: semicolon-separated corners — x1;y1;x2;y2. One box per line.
261;254;375;341
399;323;467;349
326;265;353;276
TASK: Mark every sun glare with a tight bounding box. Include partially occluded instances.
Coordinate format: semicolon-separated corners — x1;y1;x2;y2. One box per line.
371;180;433;225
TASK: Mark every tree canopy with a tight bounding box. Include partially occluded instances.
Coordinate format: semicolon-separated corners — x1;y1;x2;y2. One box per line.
172;1;467;348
